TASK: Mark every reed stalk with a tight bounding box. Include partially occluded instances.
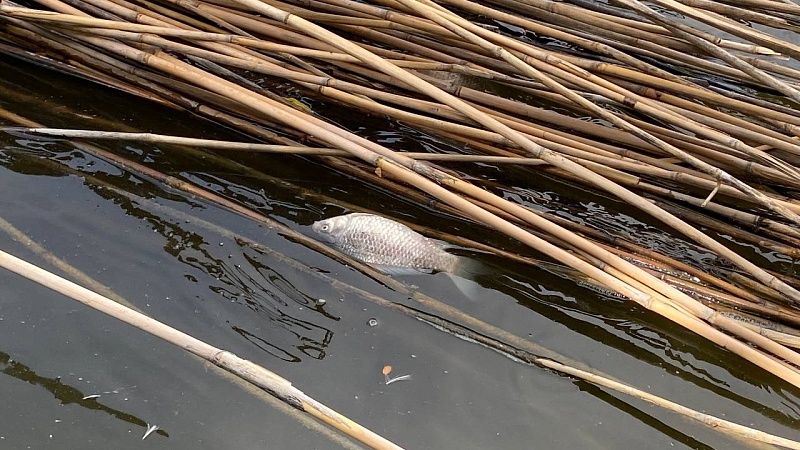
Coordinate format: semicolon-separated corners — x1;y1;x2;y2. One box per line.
0;250;403;450
0;211;362;450
1;127;549;164
5;0;800;397
12;119;800;450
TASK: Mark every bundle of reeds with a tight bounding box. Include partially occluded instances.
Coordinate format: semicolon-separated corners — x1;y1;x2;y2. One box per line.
3;0;800;444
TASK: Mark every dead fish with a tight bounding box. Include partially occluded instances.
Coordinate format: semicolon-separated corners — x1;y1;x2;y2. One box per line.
312;213;460;275
312;213;481;296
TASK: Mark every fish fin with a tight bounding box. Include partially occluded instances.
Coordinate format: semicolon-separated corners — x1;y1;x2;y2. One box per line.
345;212;378;219
446;257;492;301
452;258;488;278
446;273;482;301
438;241;458;251
373;264;433;276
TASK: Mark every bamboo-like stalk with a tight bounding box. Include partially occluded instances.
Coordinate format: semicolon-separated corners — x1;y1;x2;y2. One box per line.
378;158;800;374
0;212;362;450
14;0;800;350
7;199;798;448
5;0;800;402
316;3;796;183
29;15;792;302
20;0;792;169
651;199;800;258
0;127;549;164
10;96;708;390
537;358;800;450
0;249;403;450
21;29;791;390
50;2;692;296
431;0;697;84
614;0;800;103
23;142;798;447
333;0;800;300
158;0;800;133
45;26;655;298
0;103;596;383
411;0;800;179
10;116;800;450
11;123;793;323
645;0;800;59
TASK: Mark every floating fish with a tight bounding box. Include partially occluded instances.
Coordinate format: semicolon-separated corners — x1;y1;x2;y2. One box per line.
312;213;460;275
312;213;482;297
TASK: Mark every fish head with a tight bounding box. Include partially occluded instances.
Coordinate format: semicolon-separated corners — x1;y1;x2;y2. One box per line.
311;215;350;243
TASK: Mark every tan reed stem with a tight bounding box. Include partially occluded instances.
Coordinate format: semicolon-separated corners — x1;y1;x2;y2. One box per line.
0;249;404;450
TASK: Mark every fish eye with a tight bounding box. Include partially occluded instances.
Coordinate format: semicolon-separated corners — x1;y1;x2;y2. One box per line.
321;224;330;231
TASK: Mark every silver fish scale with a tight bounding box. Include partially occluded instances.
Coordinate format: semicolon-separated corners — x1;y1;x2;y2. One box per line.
315;214;458;273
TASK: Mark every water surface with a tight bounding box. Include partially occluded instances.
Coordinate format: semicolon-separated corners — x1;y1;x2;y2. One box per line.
1;57;799;449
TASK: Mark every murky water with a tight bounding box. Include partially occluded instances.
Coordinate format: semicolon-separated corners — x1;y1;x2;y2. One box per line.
2;57;800;449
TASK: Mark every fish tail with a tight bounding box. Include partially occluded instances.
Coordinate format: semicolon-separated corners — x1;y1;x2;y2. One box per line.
452;258;487;279
447;258;487;301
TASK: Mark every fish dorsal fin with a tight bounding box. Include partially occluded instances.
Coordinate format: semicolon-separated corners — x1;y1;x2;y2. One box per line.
345;212;379;219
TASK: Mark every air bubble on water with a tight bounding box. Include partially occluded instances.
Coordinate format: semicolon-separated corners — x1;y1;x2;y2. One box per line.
367;318;379;327
316;298;326;306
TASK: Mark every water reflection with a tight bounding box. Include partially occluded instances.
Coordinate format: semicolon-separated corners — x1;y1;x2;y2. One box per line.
242;251;340;320
0;351;168;439
121;199;337;364
1;147;337;366
7;134;800;429
581;382;714;450
496;270;800;427
4;61;800;448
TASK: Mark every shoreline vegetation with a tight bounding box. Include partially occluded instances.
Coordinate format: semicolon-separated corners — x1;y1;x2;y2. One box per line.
4;0;800;446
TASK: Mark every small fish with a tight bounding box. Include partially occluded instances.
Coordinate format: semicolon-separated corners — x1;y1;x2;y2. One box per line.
312;213;483;298
312;213;459;275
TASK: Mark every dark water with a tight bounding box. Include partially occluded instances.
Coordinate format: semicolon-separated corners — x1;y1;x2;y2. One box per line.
1;57;800;449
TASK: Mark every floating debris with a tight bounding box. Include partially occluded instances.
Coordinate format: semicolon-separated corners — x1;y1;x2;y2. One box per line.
385;374;413;386
141;424;159;441
382;365;413;385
